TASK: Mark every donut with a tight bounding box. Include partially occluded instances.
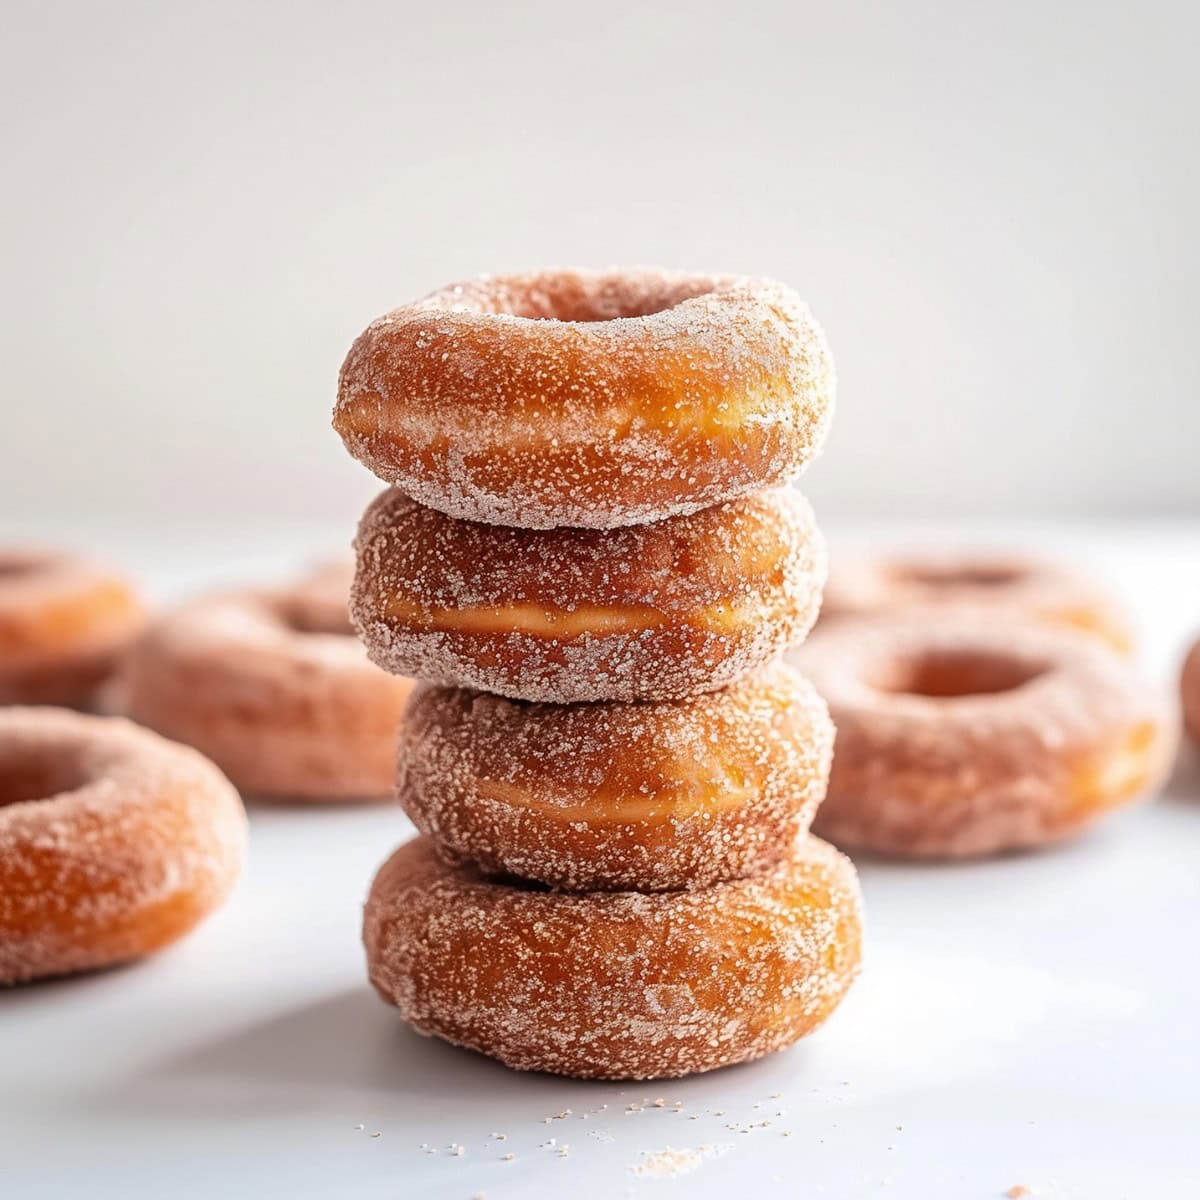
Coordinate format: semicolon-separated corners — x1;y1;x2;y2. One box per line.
821;550;1133;653
334;269;834;530
363;832;862;1079
0;707;245;984
396;664;833;891
1183;638;1200;747
352;487;825;703
791;614;1174;858
122;566;414;800
0;549;145;706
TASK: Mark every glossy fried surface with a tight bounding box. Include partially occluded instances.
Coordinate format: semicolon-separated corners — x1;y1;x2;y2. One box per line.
0;549;145;706
364;833;862;1080
353;487;825;703
334;269;834;529
0;708;245;984
397;664;833;891
123;568;413;800
792;614;1175;858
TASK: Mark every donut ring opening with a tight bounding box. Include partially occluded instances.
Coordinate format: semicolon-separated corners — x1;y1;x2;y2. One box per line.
0;708;246;984
865;648;1050;699
433;272;721;323
792;615;1173;858
363;832;863;1079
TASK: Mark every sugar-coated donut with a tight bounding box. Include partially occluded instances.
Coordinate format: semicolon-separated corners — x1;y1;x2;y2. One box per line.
364;832;862;1080
821;550;1133;653
353;487;825;703
123;566;414;800
1183;639;1200;747
396;664;833;891
792;614;1174;858
0;549;145;706
334;269;834;530
0;707;245;984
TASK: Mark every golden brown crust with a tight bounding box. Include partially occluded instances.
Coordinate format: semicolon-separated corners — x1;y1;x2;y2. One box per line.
352;487;825;703
0;549;145;706
363;833;862;1079
821;551;1134;653
397;664;833;891
0;707;246;984
1183;639;1200;747
122;567;413;800
792;614;1175;858
334;269;834;529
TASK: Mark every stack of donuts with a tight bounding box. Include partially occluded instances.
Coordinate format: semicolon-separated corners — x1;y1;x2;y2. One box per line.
333;269;863;1079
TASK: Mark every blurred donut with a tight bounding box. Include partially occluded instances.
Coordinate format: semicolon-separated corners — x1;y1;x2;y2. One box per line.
792;614;1174;858
334;269;834;529
0;707;245;984
363;833;862;1079
123;566;413;800
0;549;145;706
352;487;825;703
397;664;833;891
821;551;1133;652
1183;638;1200;746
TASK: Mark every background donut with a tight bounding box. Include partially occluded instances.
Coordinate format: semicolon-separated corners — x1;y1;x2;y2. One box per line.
335;270;834;529
792;613;1175;858
352;487;825;703
363;833;862;1080
396;664;833;891
820;550;1134;653
123;572;413;801
1183;639;1200;747
0;549;145;707
0;707;245;985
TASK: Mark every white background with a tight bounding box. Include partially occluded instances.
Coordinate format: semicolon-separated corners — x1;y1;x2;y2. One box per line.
2;0;1197;536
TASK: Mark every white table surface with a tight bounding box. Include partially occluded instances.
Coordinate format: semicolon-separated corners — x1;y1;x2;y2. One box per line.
2;517;1199;1199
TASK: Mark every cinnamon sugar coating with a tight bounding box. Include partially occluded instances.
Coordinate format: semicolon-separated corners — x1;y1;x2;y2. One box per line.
0;707;245;984
1183;638;1200;746
363;833;862;1079
352;487;825;703
123;567;414;800
334;269;834;530
792;613;1175;858
0;549;145;706
397;664;833;891
822;550;1133;653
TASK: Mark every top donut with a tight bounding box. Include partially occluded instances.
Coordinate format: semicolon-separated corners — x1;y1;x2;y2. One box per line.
334;269;834;529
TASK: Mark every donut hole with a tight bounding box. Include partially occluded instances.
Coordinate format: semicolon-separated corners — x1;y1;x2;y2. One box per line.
274;594;354;638
889;562;1026;590
0;750;87;806
0;557;42;581
497;274;718;323
868;649;1047;699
